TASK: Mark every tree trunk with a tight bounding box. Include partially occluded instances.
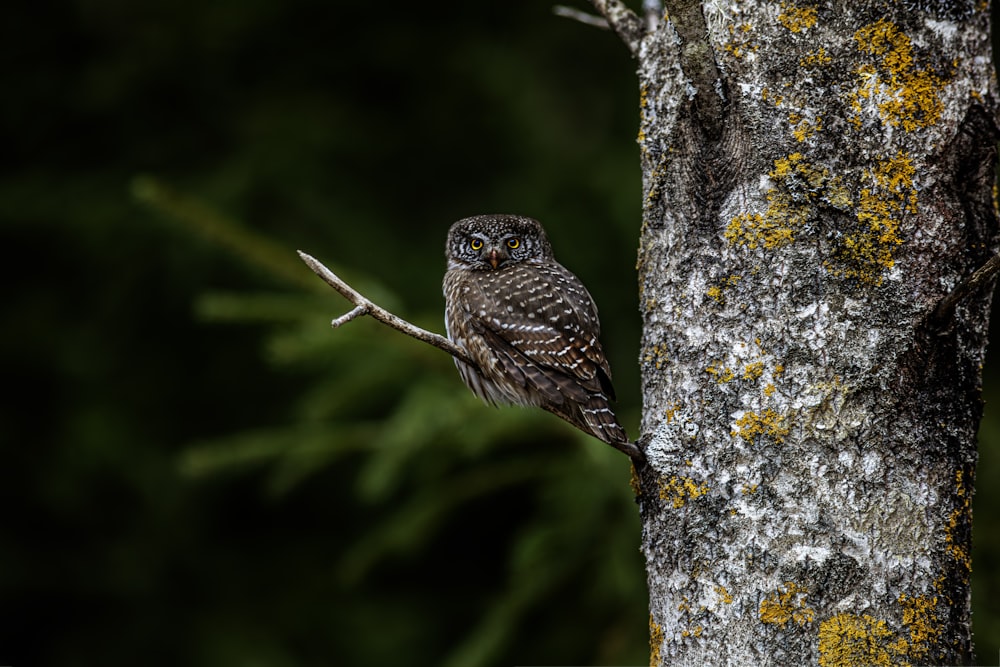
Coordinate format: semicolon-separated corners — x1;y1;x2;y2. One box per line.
596;0;1000;663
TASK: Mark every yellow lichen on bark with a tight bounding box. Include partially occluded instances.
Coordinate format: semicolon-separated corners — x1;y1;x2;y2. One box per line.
829;152;914;284
800;47;832;67
725;22;757;59
817;594;944;666
759;582;815;627
945;469;973;575
836;189;902;280
659;476;710;509
644;343;670;370
873;153;918;211
706;361;735;383
790;113;823;142
725;153;831;250
649;615;663;667
725;212;796;249
898;593;940;660
851;19;949;131
777;4;818;33
817;613;900;666
732;409;790;443
707;275;741;303
743;361;764;381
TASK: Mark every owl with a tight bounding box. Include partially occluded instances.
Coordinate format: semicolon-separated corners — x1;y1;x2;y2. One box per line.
443;214;640;459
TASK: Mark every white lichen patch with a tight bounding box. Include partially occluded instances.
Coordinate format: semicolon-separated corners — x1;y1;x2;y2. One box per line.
789;545;832;564
924;17;958;40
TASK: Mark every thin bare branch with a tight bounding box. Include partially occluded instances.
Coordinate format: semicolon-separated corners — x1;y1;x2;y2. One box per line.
297;250;476;366
643;0;662;30
553;5;610;29
588;0;644;56
332;304;371;328
932;253;1000;326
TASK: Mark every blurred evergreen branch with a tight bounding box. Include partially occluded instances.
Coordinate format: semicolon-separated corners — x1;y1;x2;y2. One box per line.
132;175;409;317
132;175;327;293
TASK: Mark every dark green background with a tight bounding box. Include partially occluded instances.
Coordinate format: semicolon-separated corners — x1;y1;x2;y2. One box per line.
3;1;998;664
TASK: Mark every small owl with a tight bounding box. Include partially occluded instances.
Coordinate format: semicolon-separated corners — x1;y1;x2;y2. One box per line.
443;214;639;458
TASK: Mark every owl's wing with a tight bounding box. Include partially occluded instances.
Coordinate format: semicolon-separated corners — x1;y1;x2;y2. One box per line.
472;325;589;406
470;263;616;405
542;263;618;400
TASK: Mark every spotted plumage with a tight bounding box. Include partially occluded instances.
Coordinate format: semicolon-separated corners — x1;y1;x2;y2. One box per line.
443;214;637;457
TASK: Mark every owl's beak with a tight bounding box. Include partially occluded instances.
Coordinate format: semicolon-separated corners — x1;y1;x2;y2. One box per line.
488;249;500;269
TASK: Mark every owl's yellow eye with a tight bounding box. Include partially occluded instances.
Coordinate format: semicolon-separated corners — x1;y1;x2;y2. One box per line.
470;238;483;251
507;238;520;249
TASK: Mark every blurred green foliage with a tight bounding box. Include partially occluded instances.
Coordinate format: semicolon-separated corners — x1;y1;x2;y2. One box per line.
2;0;998;664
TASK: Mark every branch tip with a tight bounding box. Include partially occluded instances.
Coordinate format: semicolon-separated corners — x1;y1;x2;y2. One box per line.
332;305;370;328
553;5;610;29
642;0;662;30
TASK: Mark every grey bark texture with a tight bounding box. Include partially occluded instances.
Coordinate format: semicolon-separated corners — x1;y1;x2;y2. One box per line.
592;0;1000;663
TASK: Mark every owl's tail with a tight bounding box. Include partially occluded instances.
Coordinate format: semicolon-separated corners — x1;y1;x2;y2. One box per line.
543;395;644;462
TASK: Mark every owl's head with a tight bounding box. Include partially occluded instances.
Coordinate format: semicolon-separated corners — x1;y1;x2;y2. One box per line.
446;214;554;271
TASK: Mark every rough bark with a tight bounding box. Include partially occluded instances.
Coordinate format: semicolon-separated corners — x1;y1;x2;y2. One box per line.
601;0;1000;663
